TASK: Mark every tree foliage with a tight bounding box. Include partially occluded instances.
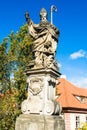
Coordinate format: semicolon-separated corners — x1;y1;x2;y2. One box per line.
8;24;33;68
82;123;87;130
0;88;20;130
0;24;33;130
0;38;10;93
78;123;87;130
8;24;33;104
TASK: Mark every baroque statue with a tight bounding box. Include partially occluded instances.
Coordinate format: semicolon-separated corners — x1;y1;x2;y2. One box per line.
25;8;60;70
15;8;65;130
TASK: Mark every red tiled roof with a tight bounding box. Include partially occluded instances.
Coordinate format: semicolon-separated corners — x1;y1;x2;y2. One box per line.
56;78;87;110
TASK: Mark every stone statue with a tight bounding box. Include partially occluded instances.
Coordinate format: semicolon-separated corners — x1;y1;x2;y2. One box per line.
15;8;65;130
25;8;59;70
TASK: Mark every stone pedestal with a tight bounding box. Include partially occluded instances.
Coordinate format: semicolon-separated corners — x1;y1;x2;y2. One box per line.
15;114;65;130
15;68;65;130
21;68;61;115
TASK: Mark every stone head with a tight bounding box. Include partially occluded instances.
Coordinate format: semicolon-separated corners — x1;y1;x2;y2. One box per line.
40;8;48;21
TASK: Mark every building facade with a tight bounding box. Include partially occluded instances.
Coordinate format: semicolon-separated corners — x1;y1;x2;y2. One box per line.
56;78;87;130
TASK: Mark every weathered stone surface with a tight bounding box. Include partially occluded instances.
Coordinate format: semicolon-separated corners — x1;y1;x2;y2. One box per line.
15;114;65;130
25;8;59;70
15;8;65;130
21;68;61;115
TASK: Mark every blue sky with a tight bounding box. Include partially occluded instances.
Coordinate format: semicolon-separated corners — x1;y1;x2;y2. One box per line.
0;0;87;88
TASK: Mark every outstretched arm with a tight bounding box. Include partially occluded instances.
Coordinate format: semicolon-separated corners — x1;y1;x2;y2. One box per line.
25;11;30;24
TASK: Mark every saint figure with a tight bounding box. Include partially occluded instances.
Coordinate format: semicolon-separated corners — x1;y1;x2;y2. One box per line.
25;8;59;69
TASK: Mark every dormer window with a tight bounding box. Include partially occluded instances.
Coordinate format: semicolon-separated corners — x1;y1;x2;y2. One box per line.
75;95;85;103
80;96;85;103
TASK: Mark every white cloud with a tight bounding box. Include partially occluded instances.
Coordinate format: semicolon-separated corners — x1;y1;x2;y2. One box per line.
70;77;87;88
58;63;62;68
60;75;67;79
70;49;86;59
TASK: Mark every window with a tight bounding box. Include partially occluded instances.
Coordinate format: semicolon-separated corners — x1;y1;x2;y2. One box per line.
80;96;85;103
76;116;80;129
86;116;87;123
75;95;85;103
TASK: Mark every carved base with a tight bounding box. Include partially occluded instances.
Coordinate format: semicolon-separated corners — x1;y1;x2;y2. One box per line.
15;114;65;130
21;68;61;115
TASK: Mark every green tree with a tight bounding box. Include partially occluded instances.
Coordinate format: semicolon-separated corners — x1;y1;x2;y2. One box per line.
8;24;33;104
0;88;20;130
0;38;10;93
0;23;33;130
8;24;33;68
82;123;87;130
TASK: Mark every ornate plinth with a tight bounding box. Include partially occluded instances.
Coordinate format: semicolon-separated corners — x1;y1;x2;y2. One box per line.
15;68;65;130
21;68;61;115
15;114;65;130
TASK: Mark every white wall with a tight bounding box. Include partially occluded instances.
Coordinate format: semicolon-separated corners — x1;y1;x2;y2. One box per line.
64;113;87;130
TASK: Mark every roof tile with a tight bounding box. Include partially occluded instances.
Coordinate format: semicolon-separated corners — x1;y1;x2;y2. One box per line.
56;78;87;109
